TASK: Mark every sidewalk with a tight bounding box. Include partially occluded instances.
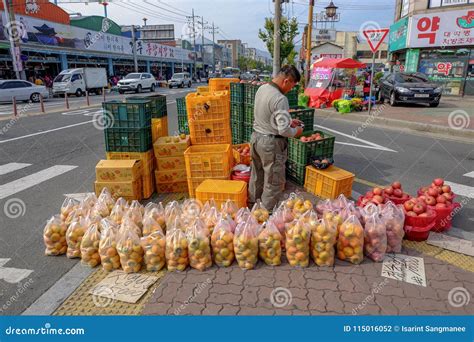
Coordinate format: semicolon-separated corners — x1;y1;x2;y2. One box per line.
315;97;474;141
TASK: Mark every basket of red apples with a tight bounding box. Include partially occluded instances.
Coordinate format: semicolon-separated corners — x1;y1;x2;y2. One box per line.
403;198;437;241
357;182;411;207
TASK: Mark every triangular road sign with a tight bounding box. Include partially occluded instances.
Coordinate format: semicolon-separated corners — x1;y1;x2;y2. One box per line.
363;29;390;53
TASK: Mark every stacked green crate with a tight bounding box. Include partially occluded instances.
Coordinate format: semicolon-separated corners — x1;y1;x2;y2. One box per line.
289;106;315;133
176;97;189;134
230;83;244;144
128;94;167;118
286;85;299;108
103;99;153;152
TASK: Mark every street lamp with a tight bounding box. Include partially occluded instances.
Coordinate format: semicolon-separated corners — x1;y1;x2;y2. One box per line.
325;1;338;18
143;18;148;26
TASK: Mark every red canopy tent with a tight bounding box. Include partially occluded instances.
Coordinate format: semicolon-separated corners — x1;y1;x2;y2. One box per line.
305;58;367;108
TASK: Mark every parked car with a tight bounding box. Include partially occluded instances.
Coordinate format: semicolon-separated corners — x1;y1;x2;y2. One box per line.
378;72;442;107
168;72;192;88
118;73;156;94
53;68;107;97
0;80;49;103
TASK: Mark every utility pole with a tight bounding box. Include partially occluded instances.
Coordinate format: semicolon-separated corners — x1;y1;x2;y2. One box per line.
273;0;281;77
206;22;219;73
200;16;205;78
305;0;315;87
191;9;197;81
131;25;138;72
3;0;23;79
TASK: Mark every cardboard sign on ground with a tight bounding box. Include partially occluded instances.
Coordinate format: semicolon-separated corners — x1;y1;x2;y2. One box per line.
427;232;474;257
89;270;159;304
381;254;426;287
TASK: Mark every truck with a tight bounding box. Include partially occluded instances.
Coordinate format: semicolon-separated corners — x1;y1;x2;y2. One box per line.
52;68;108;97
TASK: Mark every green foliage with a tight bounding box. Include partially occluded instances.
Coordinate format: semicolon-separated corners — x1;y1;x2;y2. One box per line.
258;16;299;66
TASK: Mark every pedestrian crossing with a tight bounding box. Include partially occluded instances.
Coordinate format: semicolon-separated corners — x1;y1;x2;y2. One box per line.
0;164;77;200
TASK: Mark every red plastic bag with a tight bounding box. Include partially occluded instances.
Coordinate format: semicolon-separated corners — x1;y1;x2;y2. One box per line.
364;213;387;262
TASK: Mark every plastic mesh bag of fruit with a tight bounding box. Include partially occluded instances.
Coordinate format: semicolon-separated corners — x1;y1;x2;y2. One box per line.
60;197;79;222
165;227;188;271
130;200;144;214
144;204;166;231
142;214;163;236
202;206;219;235
165;201;182;228
117;219;143;273
99;219;120;272
285;217;311;267
332;194;350;211
43;215;68;256
251;200;269;224
310;215;337;266
80;222;101;267
211;216;235;267
381;201;405;253
81;193;98;209
140;229;166;272
123;205;143;230
90;199;110;218
201;199;217;217
337;214;364;264
236;207;251;224
110;200;127;225
315;199;333;216
282;193;312;218
186;219;212;271
258;221;282;266
66;215;88;258
364;212;387;262
234;216;259;270
98;188;115;212
221;199;239;220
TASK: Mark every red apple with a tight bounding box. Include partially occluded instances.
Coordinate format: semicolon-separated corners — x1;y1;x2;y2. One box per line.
420;186;429;194
393;189;403;198
442;192;453;201
433;178;444;186
442;185;451;193
436;196;447;204
392;181;402;189
425;196;436;206
384;187;394;196
406;211;417;217
373;195;384;204
404;201;415;211
413;203;425;215
365;191;374;199
373;187;383;196
428;187;439;197
435;203;447;209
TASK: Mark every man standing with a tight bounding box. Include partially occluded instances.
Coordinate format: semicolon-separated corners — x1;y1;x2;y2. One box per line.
249;65;304;211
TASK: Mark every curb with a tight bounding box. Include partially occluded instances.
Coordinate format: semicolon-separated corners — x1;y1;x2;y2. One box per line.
315;110;474;143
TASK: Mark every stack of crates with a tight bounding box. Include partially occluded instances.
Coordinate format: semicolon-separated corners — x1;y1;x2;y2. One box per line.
128;95;168;143
286;85;299;107
209;78;240;93
186;91;231;145
304;165;354;200
94;160;143;201
230;82;244;144
102;99;156;199
176;97;189;134
184;144;233;198
153;135;191;193
243;83;262;142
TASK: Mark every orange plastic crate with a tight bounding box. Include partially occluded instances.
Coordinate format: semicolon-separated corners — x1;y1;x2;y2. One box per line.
154;169;187;183
106;150;155;176
187;174;231;198
184;144;233;178
209;78;240;92
156;155;186;171
196;86;209;94
189;118;231;145
196;180;248;209
304;165;355;200
151;117;168;142
156;181;188;194
186;91;230;121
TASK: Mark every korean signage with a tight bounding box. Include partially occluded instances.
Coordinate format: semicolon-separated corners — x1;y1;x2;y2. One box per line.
314;53;343;60
312;29;336;42
389;17;409;52
429;0;472;8
408;9;474;48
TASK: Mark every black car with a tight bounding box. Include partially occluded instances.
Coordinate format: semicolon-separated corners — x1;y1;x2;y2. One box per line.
378;72;442;107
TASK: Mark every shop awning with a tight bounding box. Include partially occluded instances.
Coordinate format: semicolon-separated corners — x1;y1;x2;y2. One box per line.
312;58;366;69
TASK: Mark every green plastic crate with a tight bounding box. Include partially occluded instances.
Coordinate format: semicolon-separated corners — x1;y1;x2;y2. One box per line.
102;100;152;128
231;102;244;122
244;83;262;105
230;82;244;103
231;120;243;145
178;114;189;135
244;104;254;124
128;94;167;118
243;123;253;143
289;106;315;132
286;160;306;186
286;86;299;107
176;97;187;116
288;130;335;165
105;127;153;152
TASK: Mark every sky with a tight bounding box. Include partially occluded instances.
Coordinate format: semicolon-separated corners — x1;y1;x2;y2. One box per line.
56;0;396;51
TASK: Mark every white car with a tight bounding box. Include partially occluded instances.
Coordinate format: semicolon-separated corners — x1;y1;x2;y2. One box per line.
0;80;49;103
118;73;156;94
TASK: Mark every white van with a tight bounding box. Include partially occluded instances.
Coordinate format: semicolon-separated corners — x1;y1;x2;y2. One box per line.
53;68;108;97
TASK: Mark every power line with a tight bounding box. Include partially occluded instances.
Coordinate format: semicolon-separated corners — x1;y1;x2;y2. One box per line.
157;0;192;16
143;0;189;18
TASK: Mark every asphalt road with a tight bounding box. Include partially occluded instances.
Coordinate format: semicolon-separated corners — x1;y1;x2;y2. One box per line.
0;87;473;315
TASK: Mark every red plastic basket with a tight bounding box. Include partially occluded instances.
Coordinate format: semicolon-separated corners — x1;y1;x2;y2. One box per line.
405;209;437;227
231;170;250;183
429;203;457;232
385;194;411;205
404;222;436;241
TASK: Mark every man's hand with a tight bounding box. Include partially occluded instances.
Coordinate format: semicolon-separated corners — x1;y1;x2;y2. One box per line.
290;119;303;128
294;126;304;138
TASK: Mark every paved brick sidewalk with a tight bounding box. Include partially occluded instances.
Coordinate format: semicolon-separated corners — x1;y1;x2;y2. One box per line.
142;246;474;316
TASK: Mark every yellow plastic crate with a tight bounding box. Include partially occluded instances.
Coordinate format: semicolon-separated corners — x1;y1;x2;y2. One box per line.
184;144;233;178
94;179;143;201
154;135;190;158
143;174;155;199
106;150;155;176
154;169;187;183
304;165;355;200
156;155;186;171
189;118;232;145
196;180;248;209
186;91;230;121
156;181;188;194
209;78;240;92
187;174;231;198
151;117;168;142
197;86;209;94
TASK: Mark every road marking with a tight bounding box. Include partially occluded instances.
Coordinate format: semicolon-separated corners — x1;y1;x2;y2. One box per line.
355;177;384;189
336;141;395;151
0;120;96;144
463;171;474;179
444;181;474;199
0;258;33;284
314;124;398;153
0;163;31;176
0;165;77;200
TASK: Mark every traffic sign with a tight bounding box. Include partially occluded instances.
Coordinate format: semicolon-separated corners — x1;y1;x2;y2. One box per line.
363;29;389;53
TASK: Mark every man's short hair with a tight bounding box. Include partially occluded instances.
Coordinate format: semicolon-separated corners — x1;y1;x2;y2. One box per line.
278;65;301;83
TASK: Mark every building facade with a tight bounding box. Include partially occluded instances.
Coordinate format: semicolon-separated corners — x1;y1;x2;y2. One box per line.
217;39;243;68
390;0;474;95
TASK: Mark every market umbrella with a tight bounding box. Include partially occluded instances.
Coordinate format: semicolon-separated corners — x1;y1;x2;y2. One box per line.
311;57;367;69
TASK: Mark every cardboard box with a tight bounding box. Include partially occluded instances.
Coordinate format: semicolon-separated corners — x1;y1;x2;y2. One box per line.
95;160;142;182
151;117;168;142
106;150;155;176
154;169;187;183
154;135;191;157
95;178;143;201
156;155;186;171
156;181;188;194
143;174;155;199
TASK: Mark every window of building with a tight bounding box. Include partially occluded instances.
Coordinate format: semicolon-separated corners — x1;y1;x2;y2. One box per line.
380;51;388;59
356;50;373;59
429;0;472;8
401;0;410;17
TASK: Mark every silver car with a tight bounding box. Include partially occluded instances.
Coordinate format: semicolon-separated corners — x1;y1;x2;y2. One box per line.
0;80;50;103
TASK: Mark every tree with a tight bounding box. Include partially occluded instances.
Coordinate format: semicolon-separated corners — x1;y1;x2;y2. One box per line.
258;16;299;66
